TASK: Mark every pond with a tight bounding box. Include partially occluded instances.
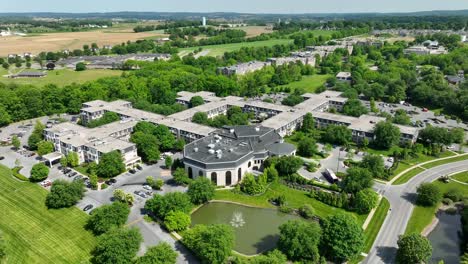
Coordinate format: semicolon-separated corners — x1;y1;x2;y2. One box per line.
427;211;462;264
191;202;302;255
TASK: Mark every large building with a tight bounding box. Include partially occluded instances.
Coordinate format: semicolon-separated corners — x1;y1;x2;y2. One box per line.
183;126;296;186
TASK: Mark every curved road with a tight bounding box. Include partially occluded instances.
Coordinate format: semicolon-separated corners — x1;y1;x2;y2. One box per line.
363;160;468;264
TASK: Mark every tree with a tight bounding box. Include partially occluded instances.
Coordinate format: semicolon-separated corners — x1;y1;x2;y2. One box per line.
248;249;287;264
275;156;303;176
192;112;209;125
87;202;130;235
165;156;172;169
96;151;125;178
11;135;20;149
393;109;411;125
301;112;315;133
164;211;191;232
172;168;191;185
354;189;379;214
190;96;205;108
37;140;54;156
145;192;192;219
91;228;142;264
135;242;178;264
374;121;401;149
60;156;68;168
278;220;322;262
416;183;442;206
45;180;85;208
153;125;176;151
343;99;368;117
28;121;45;150
419;126;453;146
0;105;11;127
240;173;266;195
396;233;432;264
298;137;318;157
321;213;365;262
75;62;86;71
299;204;315;219
2;62;9;70
341;167;374;193
130;132;160;163
183;224;234;264
360;154;385;179
30;163;49;182
264;165;279;182
113;189;126;202
187;177;215;204
66;152;79;167
321;125;352;145
89;173;98;190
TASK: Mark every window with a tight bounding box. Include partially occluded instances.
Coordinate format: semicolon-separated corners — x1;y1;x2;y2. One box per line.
198;170;203;177
238;168;242;182
248;161;251;168
211;172;217;185
188;167;193;179
226;171;232;186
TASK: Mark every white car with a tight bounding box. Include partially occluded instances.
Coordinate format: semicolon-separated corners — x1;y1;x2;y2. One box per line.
143;185;152;191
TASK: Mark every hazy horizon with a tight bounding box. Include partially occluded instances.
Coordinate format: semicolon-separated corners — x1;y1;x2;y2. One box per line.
4;0;468;14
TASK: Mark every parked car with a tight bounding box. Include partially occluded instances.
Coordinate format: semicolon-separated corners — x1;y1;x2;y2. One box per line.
129;169;136;174
83;204;93;211
0;156;4;160
136;164;143;170
73;175;83;182
109;178;117;183
143;185;152;191
422;108;428;112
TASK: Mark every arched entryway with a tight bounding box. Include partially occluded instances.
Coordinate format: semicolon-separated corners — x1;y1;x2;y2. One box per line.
188;167;193;179
211;172;217;185
237;168;242;182
198;170;203;177
226;171;232;186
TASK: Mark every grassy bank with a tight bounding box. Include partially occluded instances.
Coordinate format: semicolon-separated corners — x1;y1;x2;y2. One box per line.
214;182;368;225
363;198;390;252
405;174;468;234
392;167;426;185
0;165;95;263
421;154;468;169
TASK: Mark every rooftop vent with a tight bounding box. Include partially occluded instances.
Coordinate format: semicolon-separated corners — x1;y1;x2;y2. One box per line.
216;153;222;159
194;147;199;152
229;148;233;152
230;128;235;134
255;127;260;132
208;149;215;154
208;143;215;149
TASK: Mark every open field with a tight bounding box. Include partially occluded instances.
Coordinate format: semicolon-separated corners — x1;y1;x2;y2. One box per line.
0;29;167;56
278;74;330;93
0;165;96;263
214;182;368;225
405;173;468;234
178;39;294;57
240;26;274;37
0;68;123;87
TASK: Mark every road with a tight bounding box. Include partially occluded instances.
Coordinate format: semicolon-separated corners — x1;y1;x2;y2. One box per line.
363;160;468;264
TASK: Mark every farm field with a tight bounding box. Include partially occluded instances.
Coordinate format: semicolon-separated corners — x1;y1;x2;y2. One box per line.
0;68;123;86
178;39;294;57
0;28;167;56
0;165;96;263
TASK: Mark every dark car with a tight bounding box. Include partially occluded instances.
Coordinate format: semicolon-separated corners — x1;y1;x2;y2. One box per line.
0;156;4;160
83;204;93;211
63;168;71;174
136;164;143;170
109;178;117;183
129;169;136;174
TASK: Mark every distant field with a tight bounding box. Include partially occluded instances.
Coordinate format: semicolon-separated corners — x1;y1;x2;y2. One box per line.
241;26;274;37
178;39;294;57
278;74;330;93
0;28;167;56
0;68;123;87
0;165;95;263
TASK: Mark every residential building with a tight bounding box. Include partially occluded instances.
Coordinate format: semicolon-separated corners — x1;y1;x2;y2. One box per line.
336;72;352;82
217;61;271;76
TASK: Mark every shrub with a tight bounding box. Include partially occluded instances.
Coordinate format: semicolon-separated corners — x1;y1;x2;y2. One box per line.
87;202;130;235
187;177;215;204
145;192;192;219
240;173;266;195
443;188;464;202
172;168;191;185
11;167;28;181
279;205;293;214
416;183;442;206
29;163;49;182
164;211;191;232
299;204;315;219
442;198;453;205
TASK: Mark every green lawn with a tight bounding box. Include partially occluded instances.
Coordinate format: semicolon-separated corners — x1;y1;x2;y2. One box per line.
421;154;468;169
178;39;294;57
452;171;468;183
405;176;468;234
0;165;96;263
363;198;390;252
214;182;368;225
392;167;426;185
0;68;123;87
277;74;331;93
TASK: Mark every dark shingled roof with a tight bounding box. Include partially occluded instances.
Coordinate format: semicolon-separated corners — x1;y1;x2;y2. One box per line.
266;142;296;156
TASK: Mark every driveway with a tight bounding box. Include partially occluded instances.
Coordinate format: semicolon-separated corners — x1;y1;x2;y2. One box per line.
363;160;468;264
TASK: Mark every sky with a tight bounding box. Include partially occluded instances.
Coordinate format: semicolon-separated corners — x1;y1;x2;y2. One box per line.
3;0;468;13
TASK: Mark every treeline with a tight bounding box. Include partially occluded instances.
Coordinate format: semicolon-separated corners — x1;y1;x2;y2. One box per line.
0;18;112;33
133;20;210;33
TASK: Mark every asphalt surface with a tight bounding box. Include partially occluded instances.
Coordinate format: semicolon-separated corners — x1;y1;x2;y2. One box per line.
363;160;468;264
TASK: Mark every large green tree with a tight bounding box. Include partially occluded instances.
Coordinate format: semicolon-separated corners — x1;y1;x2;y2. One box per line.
278;220;322;262
87;202;130;235
187;177;215;204
373;121;401;149
30;163;49;182
164;211;191;232
297;137;318;158
28;121;45;150
135;242;178;264
144;192;192;219
37;140;54;156
91;228;142;264
353;189;379;214
321;213;365;262
131;132;160;163
183;224;234;264
343;99;368;117
341;167;373;193
396;233;432;264
321;125;352;145
45;180;85;208
96;151;125;178
416;183;442;206
359;154;386;179
190;96;205;108
274;156;303;176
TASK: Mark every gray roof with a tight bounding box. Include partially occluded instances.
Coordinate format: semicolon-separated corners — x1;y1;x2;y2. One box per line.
266;142;296;156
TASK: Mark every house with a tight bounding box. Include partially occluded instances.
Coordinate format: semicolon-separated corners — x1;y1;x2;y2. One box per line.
336;72;352;82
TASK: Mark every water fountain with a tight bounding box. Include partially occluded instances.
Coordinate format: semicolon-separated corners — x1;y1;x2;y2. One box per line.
230;211;246;228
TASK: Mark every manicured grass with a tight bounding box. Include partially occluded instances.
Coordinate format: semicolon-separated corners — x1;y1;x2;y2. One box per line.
178;39;294;57
277;74;331;93
0;165;96;263
421;154;468;169
365;145;403;157
363;198;390;252
214;182;368;225
0;68;123;87
392;167;426;185
405;177;468;234
452;171;468;183
388;151;456;180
